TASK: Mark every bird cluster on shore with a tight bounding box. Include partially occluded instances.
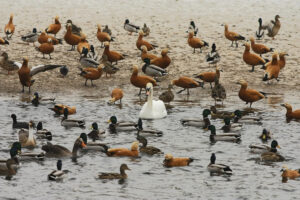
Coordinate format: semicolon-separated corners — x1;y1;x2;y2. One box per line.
1;13;300;184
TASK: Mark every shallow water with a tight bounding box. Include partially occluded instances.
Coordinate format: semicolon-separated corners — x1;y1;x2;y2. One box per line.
0;90;300;200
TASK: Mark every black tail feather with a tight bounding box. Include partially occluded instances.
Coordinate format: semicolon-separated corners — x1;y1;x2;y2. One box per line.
262;74;268;81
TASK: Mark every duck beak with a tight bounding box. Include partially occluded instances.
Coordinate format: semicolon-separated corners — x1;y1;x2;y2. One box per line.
280;104;285;107
127;167;131;170
108;120;111;123
17;150;21;155
89;126;93;130
277;145;281;149
204;128;208;131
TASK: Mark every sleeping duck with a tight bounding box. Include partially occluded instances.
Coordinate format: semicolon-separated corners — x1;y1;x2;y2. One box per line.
106;141;139;157
142;58;167;78
41;135;86;158
260;140;284;162
35;122;52;141
88;122;105;141
136;135;162;155
79;133;108;153
249;140;279;154
48;160;66;181
210;106;234;119
136;118;163;137
163;154;193;167
61;108;85;128
208;125;241;143
180;109;211;129
124;19;140;35
259;128;271;142
221;117;242;133
99;164;130;179
207;153;232;175
108;116;137;133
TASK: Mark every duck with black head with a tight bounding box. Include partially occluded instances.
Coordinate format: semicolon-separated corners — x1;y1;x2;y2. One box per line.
88;122;105;141
11;114;31;129
180;109;211;129
260;140;285;162
207;153;232;175
124;19;140;35
208;125;241;143
61;108;85;127
48;160;66;181
0;146;19;180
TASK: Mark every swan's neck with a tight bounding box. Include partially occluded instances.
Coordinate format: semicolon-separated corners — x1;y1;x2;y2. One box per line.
147;88;153;105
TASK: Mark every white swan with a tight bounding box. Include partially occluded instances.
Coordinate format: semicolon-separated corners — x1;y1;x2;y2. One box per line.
139;83;167;119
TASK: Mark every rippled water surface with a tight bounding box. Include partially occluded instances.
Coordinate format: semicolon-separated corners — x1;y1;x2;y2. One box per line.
0;91;300;200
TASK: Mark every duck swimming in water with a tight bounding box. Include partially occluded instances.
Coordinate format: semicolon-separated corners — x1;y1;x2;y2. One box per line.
180;109;211;129
61;108;85;128
99;164;130;179
48;160;66;181
207;153;232;175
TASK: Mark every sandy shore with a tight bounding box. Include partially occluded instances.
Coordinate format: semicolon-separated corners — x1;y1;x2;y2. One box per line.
0;0;300;98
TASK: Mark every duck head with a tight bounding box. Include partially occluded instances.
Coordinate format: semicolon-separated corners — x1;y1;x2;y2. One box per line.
188;31;194;38
54;16;60;24
161;48;169;56
261;128;269;141
37;121;43;130
258;18;262;25
224;24;228;31
275;15;280;21
66;19;72;24
109;116;117;124
211;43;216;52
280;103;292;110
271;52;278;64
270;140;280;152
11;114;17;122
208;125;216;135
120;164;130;172
137;118;143;130
22;57;29;66
242;43;250;51
141;45;147;52
131;141;139;151
80;133;87;145
11;142;22;153
104;41;110;48
210;153;216;164
63;108;69;118
224;117;231;125
136;135;147;147
125;19;129;24
164;153;173;161
10;146;20;165
32;28;37;33
57;160;62;170
202;109;211;118
237;80;248;88
250;37;255;44
279;52;288;58
190;21;195;28
91;122;98;131
143;58;151;64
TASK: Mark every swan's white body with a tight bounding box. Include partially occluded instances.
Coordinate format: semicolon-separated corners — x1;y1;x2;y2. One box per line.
139;83;167;119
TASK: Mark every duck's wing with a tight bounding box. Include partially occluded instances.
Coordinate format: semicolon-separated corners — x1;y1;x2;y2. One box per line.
80;57;99;68
129;23;140;30
30;65;65;76
148;64;167;75
21;33;36;40
8;60;22;70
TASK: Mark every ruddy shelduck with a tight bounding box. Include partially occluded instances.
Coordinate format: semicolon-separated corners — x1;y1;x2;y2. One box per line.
4;14;15;39
64;24;82;51
136;31;157;51
163;154;193;167
106;141;139;157
79;64;103;86
281;103;300;120
224;24;245;47
188;32;209;53
195;67;221;88
103;42;125;64
243;43;266;72
150;48;171;69
250;37;273;56
237;80;264;107
141;45;158;61
109;88;124;104
45;16;61;36
97;24;112;47
130;65;157;95
172;76;203;95
263;53;280;82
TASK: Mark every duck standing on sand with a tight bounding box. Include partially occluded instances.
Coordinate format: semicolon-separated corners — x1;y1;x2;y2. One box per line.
136;31;157;51
65;19;82;36
142;23;150;36
45;16;61;36
172;76;203;95
243;43;266;72
100;54;119;77
103;25;112;36
124;19;140;35
21;28;38;45
97;24;113;47
17;57;65;92
64;23;82;51
4;14;15;39
35;38;54;59
195;67;222;88
139;82;167;119
103;42;126;64
259;15;281;39
78;64;103;86
140;45;158;61
224;24;245;47
150;48;171;69
237;80;264;107
38;31;62;45
188;32;209;53
250;37;273;57
206;43;220;66
263;53;280;82
130;65;157;95
142;58;167;78
0;52;21;74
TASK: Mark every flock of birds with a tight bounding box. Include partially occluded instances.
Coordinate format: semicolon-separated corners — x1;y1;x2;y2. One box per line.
0;13;300;184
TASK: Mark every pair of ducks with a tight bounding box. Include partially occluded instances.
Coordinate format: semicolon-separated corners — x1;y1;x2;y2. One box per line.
249;140;284;162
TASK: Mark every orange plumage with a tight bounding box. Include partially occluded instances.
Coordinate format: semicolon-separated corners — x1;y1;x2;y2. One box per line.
106;142;139;157
64;24;81;49
77;37;90;54
45;16;61;36
163;154;193;167
188;32;208;53
103;42;125;64
243;43;265;72
150;48;171;69
263;53;280;81
281;167;300;183
79;65;103;86
37;40;54;59
172;77;200;89
110;88;124;104
238;80;264;107
224;24;245;42
38;32;61;45
4;14;15;39
279;52;288;70
195;67;221;87
136;31;156;51
18;58;32;90
281;103;300;120
130;65;157;90
250;37;273;56
49;104;76;115
141;45;158;61
97;24;111;47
